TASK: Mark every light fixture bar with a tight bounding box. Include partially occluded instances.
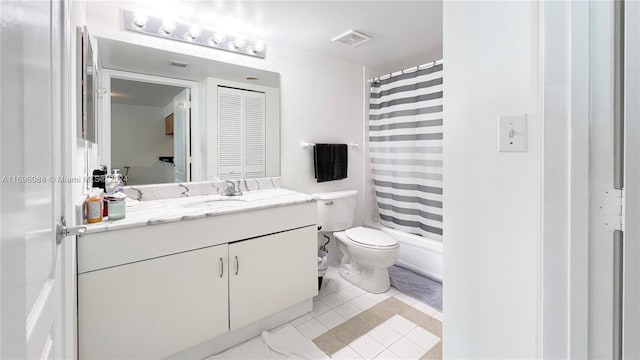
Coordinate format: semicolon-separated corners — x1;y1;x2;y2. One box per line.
122;9;266;59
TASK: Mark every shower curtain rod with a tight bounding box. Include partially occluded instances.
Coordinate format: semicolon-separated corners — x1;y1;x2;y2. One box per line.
368;59;443;84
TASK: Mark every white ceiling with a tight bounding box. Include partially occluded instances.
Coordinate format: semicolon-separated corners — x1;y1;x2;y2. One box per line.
110;78;185;107
111;0;443;68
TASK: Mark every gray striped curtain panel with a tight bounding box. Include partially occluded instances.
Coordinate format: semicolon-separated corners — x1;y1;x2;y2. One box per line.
369;62;443;240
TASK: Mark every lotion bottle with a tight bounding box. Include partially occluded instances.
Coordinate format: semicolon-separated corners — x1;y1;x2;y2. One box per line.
86;188;103;224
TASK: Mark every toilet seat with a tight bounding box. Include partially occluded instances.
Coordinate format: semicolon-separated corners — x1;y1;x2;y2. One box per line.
344;227;398;249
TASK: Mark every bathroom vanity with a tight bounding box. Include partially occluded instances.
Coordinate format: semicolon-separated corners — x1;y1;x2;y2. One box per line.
77;181;317;359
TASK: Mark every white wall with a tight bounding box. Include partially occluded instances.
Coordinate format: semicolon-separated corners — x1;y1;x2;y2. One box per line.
111;103;174;185
85;1;366;224
442;2;541;358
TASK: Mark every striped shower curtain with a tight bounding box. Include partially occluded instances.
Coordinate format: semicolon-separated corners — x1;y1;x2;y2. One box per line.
369;61;443;240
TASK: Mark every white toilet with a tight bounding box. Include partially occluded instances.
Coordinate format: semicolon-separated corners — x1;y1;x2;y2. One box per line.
315;190;399;293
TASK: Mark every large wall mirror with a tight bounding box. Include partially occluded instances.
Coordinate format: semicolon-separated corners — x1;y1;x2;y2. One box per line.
92;37;280;186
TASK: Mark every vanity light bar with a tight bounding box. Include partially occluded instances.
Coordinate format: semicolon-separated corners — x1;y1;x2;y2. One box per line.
122;10;266;59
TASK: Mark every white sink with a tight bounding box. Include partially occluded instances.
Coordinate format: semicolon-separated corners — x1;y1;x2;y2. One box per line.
182;196;248;209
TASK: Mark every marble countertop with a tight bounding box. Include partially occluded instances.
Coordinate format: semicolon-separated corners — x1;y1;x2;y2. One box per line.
83;188;315;234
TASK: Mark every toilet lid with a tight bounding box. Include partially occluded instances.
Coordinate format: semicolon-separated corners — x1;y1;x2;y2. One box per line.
345;227;398;248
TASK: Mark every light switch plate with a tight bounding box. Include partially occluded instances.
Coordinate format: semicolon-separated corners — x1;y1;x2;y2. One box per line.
499;114;527;152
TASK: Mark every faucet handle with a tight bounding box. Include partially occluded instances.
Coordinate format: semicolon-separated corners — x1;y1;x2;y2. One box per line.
222;180;242;196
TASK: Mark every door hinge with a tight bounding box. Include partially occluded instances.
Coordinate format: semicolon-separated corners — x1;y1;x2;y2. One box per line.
56;216;87;245
602;189;625;231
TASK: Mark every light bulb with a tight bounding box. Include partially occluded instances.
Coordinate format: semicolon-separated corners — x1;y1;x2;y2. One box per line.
233;37;246;49
253;41;265;53
185;25;201;40
160;19;176;35
132;11;149;29
208;33;226;46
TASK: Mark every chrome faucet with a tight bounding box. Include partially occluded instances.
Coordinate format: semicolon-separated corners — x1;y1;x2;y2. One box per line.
222;180;243;196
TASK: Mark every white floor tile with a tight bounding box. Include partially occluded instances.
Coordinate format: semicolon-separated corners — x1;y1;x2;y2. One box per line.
334;301;363;320
411;301;438;316
367;323;402;348
404;326;440;351
385;287;400;296
393;292;417;306
318;284;336;298
388;337;427;360
336;285;366;300
275;323;305;338
269;322;291;332
294;318;327;339
290;313;313;327
325;267;339;278
364;291;391;303
350;294;378;311
323;277;351;293
384;315;417;335
315;309;346;329
332;345;364;359
349;334;386;359
321;292;348;308
375;349;402;360
311;299;331;317
432;311;443;321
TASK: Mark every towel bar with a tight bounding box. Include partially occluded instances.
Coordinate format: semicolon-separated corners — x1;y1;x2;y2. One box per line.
301;142;358;148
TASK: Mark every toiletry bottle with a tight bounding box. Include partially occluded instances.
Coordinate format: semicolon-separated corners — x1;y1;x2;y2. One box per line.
86;188;103;224
107;195;126;220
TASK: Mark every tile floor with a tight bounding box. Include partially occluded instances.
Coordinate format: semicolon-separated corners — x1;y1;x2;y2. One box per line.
219;266;442;359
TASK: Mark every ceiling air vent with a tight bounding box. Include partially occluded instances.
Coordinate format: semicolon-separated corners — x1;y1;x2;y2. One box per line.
169;60;189;68
331;30;372;47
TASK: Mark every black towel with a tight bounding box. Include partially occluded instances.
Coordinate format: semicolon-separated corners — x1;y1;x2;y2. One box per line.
313;144;348;182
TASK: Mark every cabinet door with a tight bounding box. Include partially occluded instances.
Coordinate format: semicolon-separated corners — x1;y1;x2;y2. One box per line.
229;226;317;331
78;244;229;359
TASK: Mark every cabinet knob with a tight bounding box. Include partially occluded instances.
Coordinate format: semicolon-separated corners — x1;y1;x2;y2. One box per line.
234;256;239;275
219;257;224;278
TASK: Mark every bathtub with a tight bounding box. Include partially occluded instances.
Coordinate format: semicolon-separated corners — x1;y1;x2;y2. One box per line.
367;222;443;283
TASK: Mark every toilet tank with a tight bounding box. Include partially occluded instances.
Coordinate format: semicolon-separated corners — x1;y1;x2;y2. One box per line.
314;190;358;232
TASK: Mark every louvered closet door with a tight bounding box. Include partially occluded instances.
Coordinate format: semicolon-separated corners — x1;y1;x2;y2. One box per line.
218;88;244;179
243;92;266;178
217;87;266;179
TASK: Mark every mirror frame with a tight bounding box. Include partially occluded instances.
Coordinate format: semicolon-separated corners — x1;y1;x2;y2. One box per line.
77;26;97;143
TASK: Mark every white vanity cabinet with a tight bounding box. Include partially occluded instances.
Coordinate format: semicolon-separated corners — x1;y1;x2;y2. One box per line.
77;202;317;359
78;244;230;359
229;226;317;331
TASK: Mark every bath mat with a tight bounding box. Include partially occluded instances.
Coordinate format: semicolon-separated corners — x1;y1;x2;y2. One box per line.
207;324;328;360
389;265;442;311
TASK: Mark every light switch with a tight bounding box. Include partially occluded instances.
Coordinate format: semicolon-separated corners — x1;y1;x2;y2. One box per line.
499;114;527;152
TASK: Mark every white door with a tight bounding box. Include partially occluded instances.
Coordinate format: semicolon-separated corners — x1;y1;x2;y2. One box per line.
217;87;266;179
0;1;66;359
173;88;190;183
218;88;244;179
228;226;317;331
243;91;266;179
